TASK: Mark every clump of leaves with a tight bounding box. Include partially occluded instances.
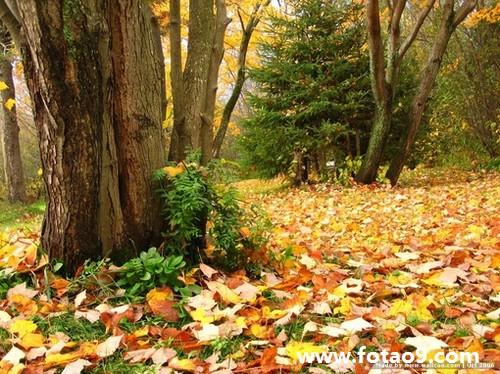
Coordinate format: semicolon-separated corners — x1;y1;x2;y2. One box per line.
154;160;271;272
0;270;25;299
336;156;363;186
117;248;185;296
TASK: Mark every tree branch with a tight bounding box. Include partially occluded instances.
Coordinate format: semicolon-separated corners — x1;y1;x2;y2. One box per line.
453;0;477;27
398;0;436;61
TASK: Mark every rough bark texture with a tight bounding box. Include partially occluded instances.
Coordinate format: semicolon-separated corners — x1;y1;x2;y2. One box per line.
0;53;25;202
182;0;214;155
355;0;391;184
167;0;185;162
200;0;229;165
386;0;477;185
212;0;270;159
16;0;166;273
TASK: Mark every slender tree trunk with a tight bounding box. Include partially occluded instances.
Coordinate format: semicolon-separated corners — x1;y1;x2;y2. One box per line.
356;102;393;183
212;1;270;158
356;0;394;183
182;0;214;156
0;53;25;202
386;0;477;185
17;0;166;273
200;0;229;165
167;0;185;162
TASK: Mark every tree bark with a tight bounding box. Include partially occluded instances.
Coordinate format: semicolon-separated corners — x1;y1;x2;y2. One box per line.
167;0;185;162
355;0;392;184
16;0;166;273
386;0;477;185
182;0;214;156
0;53;25;202
212;0;270;159
200;0;229;165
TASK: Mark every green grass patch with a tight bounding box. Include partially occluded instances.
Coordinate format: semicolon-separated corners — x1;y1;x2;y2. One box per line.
0;199;45;231
33;313;107;341
89;352;154;374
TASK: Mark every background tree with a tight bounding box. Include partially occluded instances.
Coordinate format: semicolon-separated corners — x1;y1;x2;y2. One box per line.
212;0;271;159
164;0;270;164
240;0;373;178
0;19;25;202
356;0;436;184
386;0;478;184
8;0;166;274
168;0;215;163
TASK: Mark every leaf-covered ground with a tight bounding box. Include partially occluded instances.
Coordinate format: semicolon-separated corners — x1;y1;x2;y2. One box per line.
0;170;499;373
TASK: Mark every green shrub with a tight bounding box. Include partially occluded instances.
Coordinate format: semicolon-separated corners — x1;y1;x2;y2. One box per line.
116;248;185;296
155;161;270;272
484;157;500;171
0;271;25;299
335;156;363;186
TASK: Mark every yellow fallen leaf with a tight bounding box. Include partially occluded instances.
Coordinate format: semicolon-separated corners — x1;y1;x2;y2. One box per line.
209;283;241;305
169;357;196;372
389;299;413;317
190;308;216;325
334;297;351;315
250;324;270;338
4;98;15;111
285;340;327;361
10;320;37;338
19;333;44;349
262;306;287;319
0;81;8;90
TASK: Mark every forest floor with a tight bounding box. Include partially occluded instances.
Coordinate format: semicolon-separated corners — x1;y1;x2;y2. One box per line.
0;168;498;373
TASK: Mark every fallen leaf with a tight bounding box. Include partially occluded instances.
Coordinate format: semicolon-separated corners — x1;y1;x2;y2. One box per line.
96;335;123;358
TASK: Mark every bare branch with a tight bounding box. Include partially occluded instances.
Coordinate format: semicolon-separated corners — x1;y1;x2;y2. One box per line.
453;0;478;27
398;0;436;61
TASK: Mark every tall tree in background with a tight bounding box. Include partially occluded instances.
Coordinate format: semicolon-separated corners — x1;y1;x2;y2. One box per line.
167;0;270;164
5;0;166;274
386;0;477;184
357;0;477;185
0;18;25;202
240;0;372;178
212;0;270;159
168;0;215;163
356;0;435;184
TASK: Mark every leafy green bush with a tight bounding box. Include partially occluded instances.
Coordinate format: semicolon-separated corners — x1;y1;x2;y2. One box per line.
484;158;500;171
117;248;185;296
335;156;363;186
155;161;270;272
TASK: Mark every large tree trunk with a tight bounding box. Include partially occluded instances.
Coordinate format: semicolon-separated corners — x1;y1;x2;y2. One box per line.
17;0;166;273
386;0;477;185
182;0;214;156
0;53;26;202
